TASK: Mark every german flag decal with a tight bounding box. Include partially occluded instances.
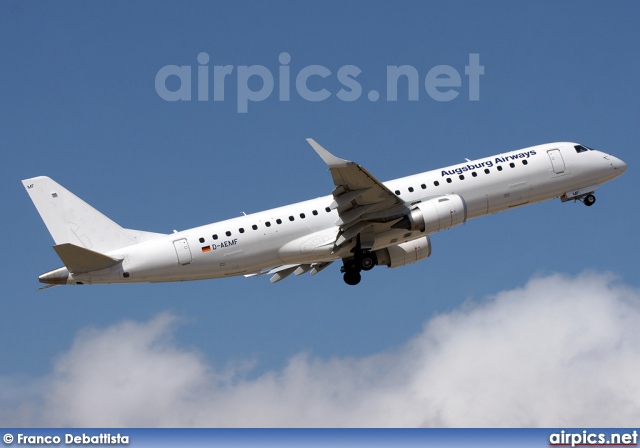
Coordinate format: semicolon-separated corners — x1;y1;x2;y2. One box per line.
201;246;212;253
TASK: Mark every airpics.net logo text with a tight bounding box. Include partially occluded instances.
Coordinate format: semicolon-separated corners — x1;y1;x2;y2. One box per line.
154;52;484;113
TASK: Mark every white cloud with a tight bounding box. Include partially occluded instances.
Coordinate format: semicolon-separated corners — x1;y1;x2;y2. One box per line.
3;272;640;427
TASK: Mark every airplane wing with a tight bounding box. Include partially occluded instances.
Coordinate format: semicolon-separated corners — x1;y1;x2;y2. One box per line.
247;140;412;284
306;139;410;250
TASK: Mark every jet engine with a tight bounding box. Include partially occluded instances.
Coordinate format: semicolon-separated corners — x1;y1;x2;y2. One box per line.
392;194;467;233
374;236;432;268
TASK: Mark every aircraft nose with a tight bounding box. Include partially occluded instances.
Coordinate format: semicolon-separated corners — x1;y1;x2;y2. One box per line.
611;155;627;173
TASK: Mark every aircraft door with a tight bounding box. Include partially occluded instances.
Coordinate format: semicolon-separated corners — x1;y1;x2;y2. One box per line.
173;238;192;265
547;149;566;174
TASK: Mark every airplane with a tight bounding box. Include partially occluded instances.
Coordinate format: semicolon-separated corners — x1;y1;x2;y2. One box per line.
23;139;626;287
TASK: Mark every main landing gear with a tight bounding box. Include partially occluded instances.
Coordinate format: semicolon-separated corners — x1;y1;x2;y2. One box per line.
341;238;377;286
342;267;361;286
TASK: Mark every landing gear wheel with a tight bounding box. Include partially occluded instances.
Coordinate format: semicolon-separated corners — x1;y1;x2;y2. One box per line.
584;194;596;207
360;255;375;271
343;271;361;286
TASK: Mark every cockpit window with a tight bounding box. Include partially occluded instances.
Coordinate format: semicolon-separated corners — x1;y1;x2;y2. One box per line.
574;145;590;153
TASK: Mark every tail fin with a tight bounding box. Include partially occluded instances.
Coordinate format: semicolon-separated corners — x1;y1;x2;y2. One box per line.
22;176;165;254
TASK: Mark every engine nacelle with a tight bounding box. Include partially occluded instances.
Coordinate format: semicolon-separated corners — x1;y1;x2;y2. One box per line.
374;236;432;268
392;194;467;233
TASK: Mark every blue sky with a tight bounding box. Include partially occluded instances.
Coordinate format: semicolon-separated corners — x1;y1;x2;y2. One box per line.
1;1;639;426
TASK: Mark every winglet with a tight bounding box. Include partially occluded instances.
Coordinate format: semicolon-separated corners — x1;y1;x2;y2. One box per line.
306;138;350;168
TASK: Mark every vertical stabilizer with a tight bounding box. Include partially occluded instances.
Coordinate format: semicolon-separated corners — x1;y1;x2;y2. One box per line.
22;176;162;254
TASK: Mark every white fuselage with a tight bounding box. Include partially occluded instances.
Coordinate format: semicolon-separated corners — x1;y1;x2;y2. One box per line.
65;142;626;285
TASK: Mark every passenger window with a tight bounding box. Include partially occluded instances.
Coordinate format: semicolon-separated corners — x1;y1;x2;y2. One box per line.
509;162;515;168
213;234;218;240
408;187;414;193
459;175;464;180
312;210;318;215
276;219;282;224
484;168;490;174
395;190;401;195
325;207;331;212
446;178;452;183
239;228;245;233
522;160;528;165
199;237;205;243
289;216;294;221
497;166;503;171
251;225;258;230
421;184;426;189
226;231;231;236
434;181;440;186
300;213;306;219
472;172;477;177
265;221;271;227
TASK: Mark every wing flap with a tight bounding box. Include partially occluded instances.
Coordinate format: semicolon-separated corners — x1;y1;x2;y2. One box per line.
270;265;299;283
330;188;371;210
245;261;335;282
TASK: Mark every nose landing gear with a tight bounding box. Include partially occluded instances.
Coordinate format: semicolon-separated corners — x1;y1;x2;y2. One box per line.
562;191;597;206
583;194;596;207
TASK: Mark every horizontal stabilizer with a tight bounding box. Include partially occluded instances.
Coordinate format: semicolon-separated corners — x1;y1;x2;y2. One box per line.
53;243;123;274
